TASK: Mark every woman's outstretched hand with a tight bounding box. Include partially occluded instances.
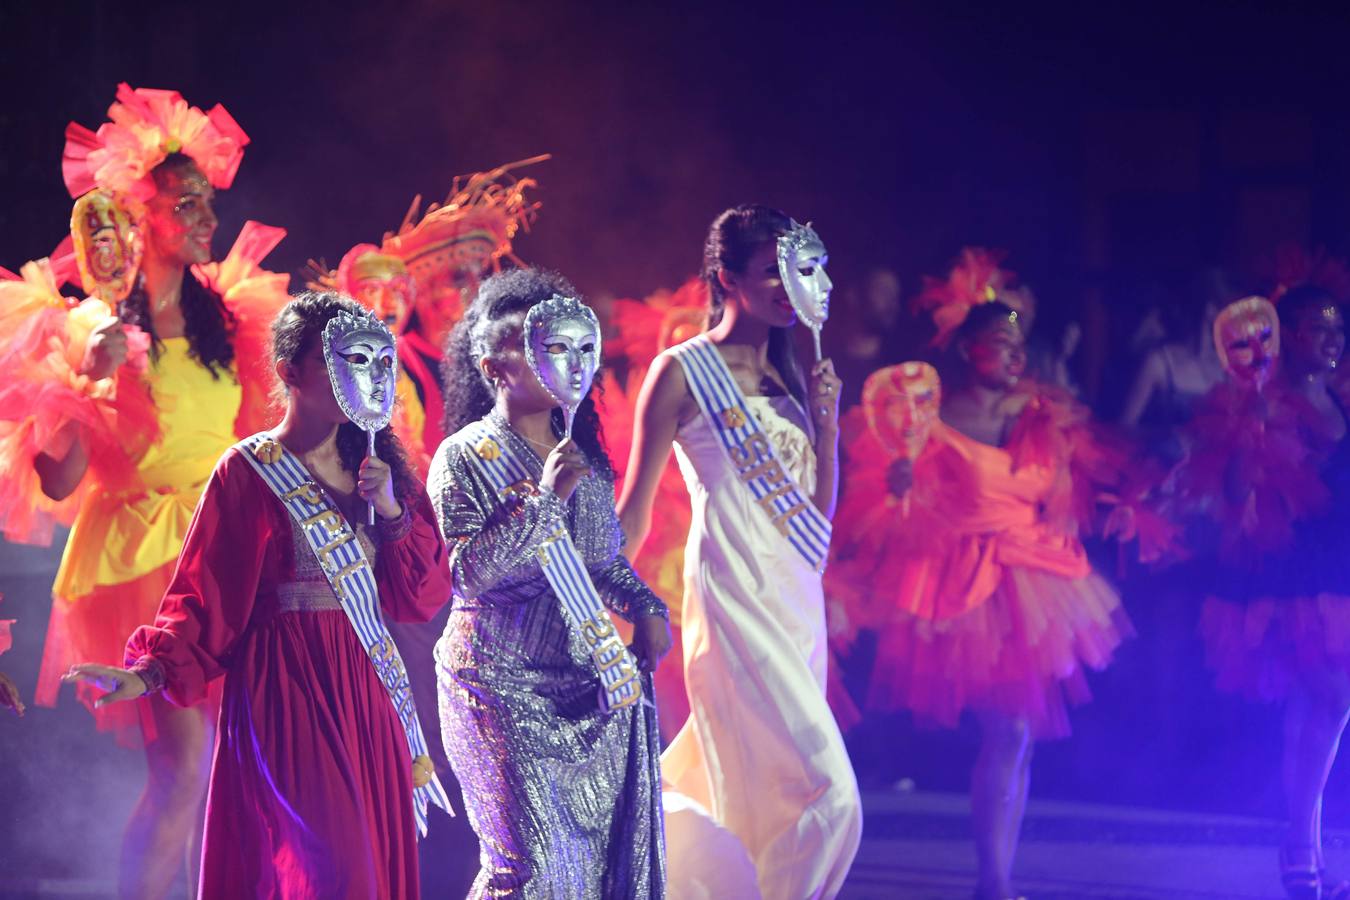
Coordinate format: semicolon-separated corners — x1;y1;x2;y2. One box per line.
630;614;673;673
0;672;24;717
62;664;147;707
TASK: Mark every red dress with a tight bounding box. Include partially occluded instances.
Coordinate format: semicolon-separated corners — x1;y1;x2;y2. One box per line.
125;448;451;899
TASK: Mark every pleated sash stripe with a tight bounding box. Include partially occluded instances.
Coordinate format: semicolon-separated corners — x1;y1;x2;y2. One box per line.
670;336;831;571
457;422;643;712
235;434;453;835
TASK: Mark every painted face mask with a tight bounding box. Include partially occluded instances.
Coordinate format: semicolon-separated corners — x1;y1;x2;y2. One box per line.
522;294;602;439
1213;296;1280;390
347;249;415;334
70;190;144;305
777;219;832;359
863;361;942;460
322;307;399;433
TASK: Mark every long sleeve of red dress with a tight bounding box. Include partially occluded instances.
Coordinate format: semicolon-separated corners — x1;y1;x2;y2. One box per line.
124;447;451;900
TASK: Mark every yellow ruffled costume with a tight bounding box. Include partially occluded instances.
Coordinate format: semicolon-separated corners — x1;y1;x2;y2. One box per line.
8;223;290;744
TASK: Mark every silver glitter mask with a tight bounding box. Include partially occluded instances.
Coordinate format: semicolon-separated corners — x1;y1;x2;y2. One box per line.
322;308;399;432
777;219;832;359
523;294;602;439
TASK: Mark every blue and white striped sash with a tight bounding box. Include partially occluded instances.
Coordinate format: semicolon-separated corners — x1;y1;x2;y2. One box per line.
457;419;643;713
235;433;453;836
670;335;832;573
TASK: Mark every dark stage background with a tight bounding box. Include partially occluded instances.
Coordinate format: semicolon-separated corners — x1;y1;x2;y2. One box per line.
3;1;1350;895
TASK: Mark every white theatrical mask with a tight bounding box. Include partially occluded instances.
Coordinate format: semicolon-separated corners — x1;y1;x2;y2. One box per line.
522;294;602;439
777;220;832;359
322;307;398;431
322;307;398;523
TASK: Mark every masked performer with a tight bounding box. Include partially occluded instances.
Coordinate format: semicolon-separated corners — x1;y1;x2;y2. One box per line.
618;205;861;899
842;253;1133;900
309;246;437;471
1180;290;1350;900
0;84;291;898
64;292;453;898
430;268;669;898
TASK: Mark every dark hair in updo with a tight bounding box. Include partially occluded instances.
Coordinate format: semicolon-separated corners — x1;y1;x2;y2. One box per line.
118;152;236;377
441;268;614;478
271;290;420;500
1278;284;1340;332
701;204;808;411
943;300;1024;383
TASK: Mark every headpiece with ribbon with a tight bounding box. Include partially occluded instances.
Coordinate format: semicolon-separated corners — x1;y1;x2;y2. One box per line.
62;83;249;201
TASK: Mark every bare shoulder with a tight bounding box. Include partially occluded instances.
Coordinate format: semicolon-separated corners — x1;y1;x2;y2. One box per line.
642;350;697;425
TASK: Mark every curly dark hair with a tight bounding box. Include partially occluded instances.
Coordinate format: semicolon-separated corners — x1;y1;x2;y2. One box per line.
701;203;808;410
118;153;236;378
441;267;614;478
272;290;421;500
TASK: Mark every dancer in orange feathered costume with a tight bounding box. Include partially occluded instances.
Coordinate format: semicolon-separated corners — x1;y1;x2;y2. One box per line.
1176;289;1350;899
830;250;1134;900
0;84;290;899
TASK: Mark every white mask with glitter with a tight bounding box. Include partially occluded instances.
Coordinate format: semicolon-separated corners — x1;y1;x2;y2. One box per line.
523;294;602;438
777;219;832;357
322;308;398;432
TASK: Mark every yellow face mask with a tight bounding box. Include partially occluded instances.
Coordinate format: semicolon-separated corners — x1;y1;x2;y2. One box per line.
70;190;144;305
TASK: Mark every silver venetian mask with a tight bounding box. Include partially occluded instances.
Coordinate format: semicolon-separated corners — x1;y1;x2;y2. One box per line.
522;294;602;439
777;219;833;359
322;307;398;433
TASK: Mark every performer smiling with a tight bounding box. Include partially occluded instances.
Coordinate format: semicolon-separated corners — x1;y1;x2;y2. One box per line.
0;83;290;899
618;204;861;899
63;292;453;899
431;268;670;898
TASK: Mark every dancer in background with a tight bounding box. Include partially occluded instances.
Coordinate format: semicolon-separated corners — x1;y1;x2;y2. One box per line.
65;293;453;898
432;268;669;898
619;204;861;899
1181;290;1350;900
0;83;289;899
836;254;1133;899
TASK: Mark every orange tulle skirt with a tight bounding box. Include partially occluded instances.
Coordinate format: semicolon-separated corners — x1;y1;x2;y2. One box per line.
868;566;1132;740
37;562;218;746
1199;593;1350;702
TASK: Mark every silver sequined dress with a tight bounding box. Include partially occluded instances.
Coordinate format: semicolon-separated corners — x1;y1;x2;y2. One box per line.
429;412;667;899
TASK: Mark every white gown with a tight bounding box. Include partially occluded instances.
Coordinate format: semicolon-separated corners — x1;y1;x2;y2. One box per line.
660;375;862;900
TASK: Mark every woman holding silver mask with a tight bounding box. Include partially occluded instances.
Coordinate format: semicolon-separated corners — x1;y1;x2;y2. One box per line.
618;204;861;899
62;292;454;897
431;268;671;898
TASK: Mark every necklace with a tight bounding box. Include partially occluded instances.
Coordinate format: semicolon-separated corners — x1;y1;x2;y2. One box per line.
519;433;558;454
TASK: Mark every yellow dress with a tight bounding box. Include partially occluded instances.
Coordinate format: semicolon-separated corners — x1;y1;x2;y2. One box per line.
37;338;242;743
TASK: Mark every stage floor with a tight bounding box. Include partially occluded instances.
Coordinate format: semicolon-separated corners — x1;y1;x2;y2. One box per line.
844;789;1337;899
1;788;1333;898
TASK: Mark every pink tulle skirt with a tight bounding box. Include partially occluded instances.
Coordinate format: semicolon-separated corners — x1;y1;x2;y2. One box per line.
868;567;1132;739
1199;593;1350;702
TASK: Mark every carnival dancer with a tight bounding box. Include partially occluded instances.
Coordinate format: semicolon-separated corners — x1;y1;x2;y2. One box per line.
1181;289;1350;900
833;251;1133;899
64;292;454;898
618;204;862;899
431;268;670;898
0;83;290;899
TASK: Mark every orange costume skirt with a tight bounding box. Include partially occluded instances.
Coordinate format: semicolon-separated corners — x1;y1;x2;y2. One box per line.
833;419;1132;739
